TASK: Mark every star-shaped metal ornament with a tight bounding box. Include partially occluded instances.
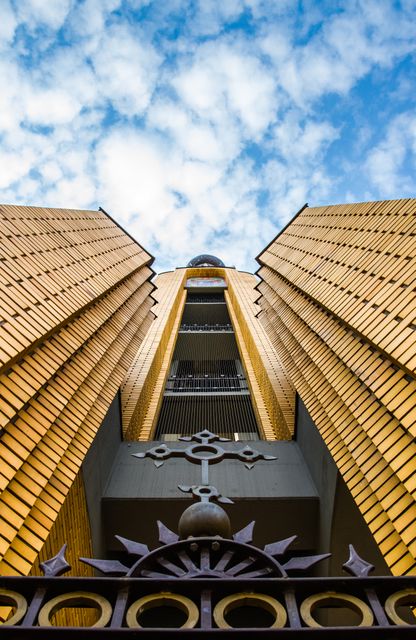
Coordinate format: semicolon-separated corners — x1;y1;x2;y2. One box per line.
40;544;71;577
343;544;375;577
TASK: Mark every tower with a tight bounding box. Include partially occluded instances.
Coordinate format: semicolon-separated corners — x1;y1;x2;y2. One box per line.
0;204;155;584
122;253;294;442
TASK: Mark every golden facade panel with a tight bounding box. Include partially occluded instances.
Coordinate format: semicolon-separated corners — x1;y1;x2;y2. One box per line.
0;204;154;577
226;269;294;439
257;198;416;575
122;269;187;440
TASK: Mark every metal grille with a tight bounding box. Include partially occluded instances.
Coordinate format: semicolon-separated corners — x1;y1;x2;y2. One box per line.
165;375;248;393
155;394;259;440
181;304;230;324
176;360;239;376
173;333;241;361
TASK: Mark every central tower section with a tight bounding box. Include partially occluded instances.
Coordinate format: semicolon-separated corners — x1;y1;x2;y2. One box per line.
155;268;259;440
122;254;294;442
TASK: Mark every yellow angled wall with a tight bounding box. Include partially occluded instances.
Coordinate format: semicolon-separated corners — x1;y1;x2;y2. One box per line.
257;198;416;575
122;269;187;440
0;204;155;582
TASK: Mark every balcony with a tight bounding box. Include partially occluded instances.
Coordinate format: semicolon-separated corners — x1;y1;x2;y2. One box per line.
165;374;248;393
179;323;233;332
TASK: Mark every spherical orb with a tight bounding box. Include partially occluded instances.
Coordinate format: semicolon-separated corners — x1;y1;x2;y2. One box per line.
187;254;225;268
178;502;231;539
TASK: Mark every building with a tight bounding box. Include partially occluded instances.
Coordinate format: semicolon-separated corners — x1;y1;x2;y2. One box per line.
0;198;415;630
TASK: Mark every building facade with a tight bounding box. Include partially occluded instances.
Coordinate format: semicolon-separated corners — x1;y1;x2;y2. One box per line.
0;204;155;587
256;198;416;577
0;198;415;629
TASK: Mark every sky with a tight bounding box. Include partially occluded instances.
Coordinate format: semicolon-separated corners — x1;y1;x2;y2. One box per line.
1;0;415;272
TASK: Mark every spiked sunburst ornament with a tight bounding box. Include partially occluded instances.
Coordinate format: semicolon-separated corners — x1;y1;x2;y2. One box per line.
80;520;331;579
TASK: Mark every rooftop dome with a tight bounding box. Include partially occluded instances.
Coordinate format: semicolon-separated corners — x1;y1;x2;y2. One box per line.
187;254;225;268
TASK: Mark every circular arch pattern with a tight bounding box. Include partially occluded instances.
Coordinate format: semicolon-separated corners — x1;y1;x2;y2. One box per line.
127;537;287;579
300;591;374;628
38;591;112;628
214;592;287;629
385;589;416;626
0;588;27;626
126;592;199;629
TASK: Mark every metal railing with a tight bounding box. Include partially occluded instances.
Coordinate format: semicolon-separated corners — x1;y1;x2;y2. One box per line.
186;294;225;303
165;375;248;392
2;573;415;635
179;323;233;332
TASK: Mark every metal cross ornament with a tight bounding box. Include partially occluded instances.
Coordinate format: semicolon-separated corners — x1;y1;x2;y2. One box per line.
132;429;277;504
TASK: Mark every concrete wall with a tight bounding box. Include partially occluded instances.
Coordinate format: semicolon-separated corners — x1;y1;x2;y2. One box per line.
82;391;123;557
296;395;389;575
103;440;319;552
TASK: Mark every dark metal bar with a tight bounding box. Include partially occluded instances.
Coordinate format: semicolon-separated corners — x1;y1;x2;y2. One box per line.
21;587;47;627
200;590;212;629
365;587;390;627
110;586;129;628
284;587;302;629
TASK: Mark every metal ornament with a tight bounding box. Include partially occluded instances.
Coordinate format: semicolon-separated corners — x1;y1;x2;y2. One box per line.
2;428;415;634
343;544;375;577
132;429;277;505
40;544;71;577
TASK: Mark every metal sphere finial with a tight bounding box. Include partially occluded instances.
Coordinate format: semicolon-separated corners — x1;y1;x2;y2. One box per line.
178;502;231;539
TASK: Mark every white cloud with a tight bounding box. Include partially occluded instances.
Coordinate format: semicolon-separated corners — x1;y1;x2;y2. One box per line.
94;125;269;269
68;0;121;38
89;24;162;117
37;48;99;110
42;173;97;209
173;41;277;138
273;113;338;163
0;58;22;134
366;112;416;196
25;88;82;126
262;1;416;106
263;159;332;224
39;161;63;182
171;160;222;198
14;0;73;30
96;128;174;227
185;0;245;37
0;148;35;188
148;99;240;163
0;1;17;47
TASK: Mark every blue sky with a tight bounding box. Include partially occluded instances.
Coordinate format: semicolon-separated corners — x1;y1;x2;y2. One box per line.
1;0;415;272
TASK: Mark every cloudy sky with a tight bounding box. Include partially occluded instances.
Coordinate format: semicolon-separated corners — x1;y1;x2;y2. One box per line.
1;0;415;271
